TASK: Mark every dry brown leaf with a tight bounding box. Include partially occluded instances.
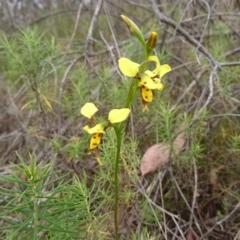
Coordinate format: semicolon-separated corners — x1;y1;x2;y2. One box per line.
174;122;186;152
174;132;185;153
140;130;185;177
140;143;170;177
186;229;195;240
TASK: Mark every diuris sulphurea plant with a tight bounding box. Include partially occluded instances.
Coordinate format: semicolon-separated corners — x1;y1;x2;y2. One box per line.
81;15;171;239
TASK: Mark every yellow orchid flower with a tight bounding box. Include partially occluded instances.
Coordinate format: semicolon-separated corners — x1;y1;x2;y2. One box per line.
80;102;98;119
118;55;171;110
83;124;105;151
81;103;131;163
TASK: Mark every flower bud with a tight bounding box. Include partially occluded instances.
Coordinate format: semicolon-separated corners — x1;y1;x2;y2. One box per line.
121;15;145;47
146;31;157;50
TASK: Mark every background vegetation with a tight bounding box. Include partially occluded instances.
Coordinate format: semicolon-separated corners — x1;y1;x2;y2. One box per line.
0;0;240;239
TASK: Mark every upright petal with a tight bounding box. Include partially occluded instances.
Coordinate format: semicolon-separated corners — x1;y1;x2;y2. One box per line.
118;58;139;77
108;108;131;123
148;55;160;74
148;55;160;65
81;103;98;119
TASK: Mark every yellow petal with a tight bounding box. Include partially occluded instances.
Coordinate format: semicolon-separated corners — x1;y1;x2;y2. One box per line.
83;124;105;134
118;58;139;77
159;64;171;78
148;56;171;78
89;133;103;150
148;55;160;74
148;55;160;65
139;60;156;74
139;74;158;89
145;70;155;78
81;102;98;119
140;86;153;103
108;108;131;123
154;80;164;91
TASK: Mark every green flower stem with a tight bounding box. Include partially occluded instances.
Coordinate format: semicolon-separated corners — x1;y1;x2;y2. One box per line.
113;79;138;239
113;126;122;240
145;48;150;60
113;42;150;238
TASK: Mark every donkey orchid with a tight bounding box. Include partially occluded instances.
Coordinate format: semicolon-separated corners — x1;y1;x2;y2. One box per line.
80;103;130;164
118;55;171;110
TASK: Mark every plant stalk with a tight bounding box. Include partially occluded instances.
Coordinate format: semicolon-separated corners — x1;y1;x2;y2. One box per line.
113;129;122;240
